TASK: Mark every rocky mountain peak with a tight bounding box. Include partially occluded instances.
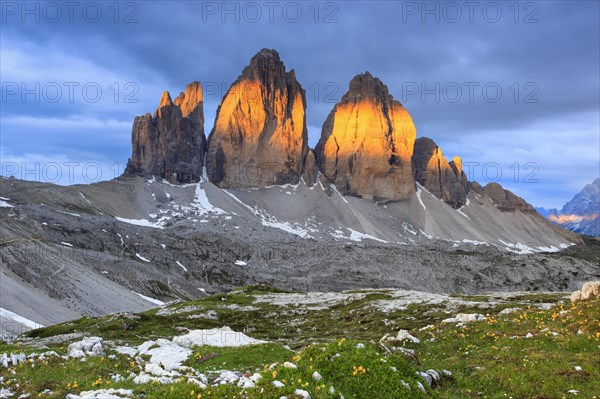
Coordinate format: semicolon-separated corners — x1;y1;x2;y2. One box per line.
206;49;308;188
314;73;416;202
450;156;463;175
158;90;173;108
173;81;203;119
412;137;469;208
472;182;535;213
345;71;392;102
124;84;206;184
562;177;600;215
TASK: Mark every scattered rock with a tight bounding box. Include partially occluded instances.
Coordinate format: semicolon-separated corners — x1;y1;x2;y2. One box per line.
499;307;521;315
418;371;433;387
66;389;133;399
396;329;420;344
581;281;600;300
426;369;440;383
570;281;599;303
294;389;311;399
173;327;268;348
67;337;104;358
442;313;486;323
0;389;14;399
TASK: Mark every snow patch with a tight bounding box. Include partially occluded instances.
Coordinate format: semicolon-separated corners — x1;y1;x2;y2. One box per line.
347;228;388;243
0;198;14;208
176;261;188;272
79;192;92;205
131;291;165;306
498;240;535;255
235;260;247;266
419;229;433;240
192;184;226;215
223;190;257;214
115;217;164;229
456;206;471;220
330;184;349;204
462;239;488;246
259;215;314;238
135;253;150;262
0;307;44;329
415;185;426;210
58;210;81;217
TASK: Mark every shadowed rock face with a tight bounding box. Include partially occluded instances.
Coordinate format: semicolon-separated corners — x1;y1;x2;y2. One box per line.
206;49;309;188
412;137;469;208
471;182;536;213
303;150;318;187
314;72;416;202
124;82;206;183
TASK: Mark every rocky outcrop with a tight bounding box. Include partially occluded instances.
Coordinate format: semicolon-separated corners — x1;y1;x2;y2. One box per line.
314;72;416;201
124;82;206;183
302;150;318;186
571;281;600;303
471;182;536;213
412;137;469;208
206;49;308;188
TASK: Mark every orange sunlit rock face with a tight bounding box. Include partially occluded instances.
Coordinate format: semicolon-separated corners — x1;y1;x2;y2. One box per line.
315;72;416;201
174;81;203;120
206;49;308;188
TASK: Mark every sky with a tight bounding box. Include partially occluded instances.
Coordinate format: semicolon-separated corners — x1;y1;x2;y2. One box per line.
1;0;599;209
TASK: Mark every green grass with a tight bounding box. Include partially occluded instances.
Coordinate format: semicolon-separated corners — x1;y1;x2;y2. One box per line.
4;289;598;398
184;343;293;372
420;299;600;398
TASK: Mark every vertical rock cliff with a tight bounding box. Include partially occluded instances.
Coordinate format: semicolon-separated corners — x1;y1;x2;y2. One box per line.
412;137;469;208
124;82;206;183
314;72;417;201
206;49;309;188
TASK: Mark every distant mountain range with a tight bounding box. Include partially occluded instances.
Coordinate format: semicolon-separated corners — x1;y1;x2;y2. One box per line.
537;178;600;236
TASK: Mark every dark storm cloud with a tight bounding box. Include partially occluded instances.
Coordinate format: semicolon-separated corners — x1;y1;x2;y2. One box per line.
1;0;598;208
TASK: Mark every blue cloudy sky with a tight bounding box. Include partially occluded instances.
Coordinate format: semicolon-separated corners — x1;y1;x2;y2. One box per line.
1;0;598;209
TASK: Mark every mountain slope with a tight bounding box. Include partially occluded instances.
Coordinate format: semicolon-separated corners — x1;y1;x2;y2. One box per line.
539;178;600;236
2;174;597;336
